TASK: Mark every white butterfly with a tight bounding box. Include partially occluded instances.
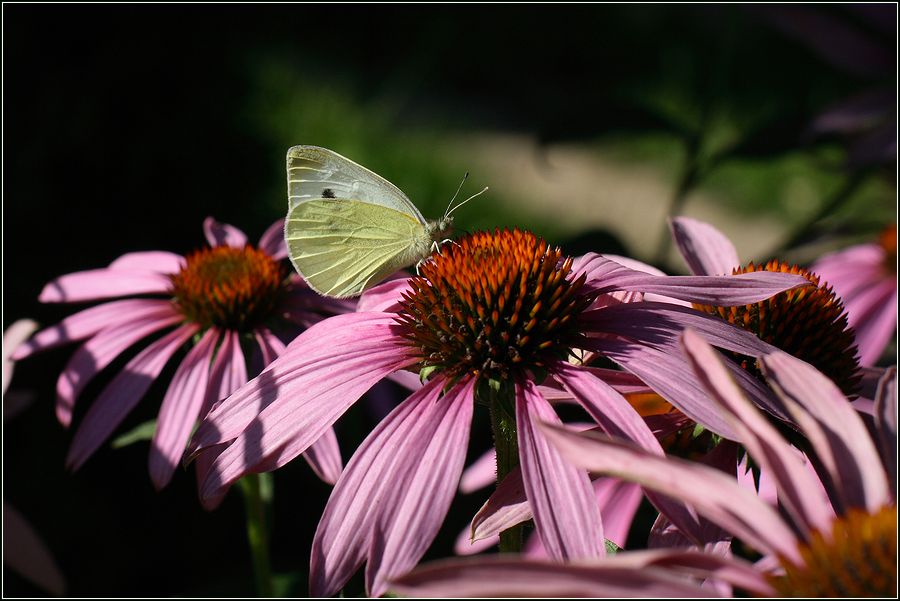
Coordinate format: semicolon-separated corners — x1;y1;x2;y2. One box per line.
284;145;483;298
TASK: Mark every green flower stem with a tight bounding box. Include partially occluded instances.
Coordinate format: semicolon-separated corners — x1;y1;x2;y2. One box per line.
238;473;274;597
486;380;524;553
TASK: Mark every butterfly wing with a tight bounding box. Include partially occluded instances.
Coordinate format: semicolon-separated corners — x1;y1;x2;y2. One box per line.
285;198;431;298
286;146;427;223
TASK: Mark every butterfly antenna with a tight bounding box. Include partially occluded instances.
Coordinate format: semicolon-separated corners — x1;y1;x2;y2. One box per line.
447;186;489;218
444;172;469;220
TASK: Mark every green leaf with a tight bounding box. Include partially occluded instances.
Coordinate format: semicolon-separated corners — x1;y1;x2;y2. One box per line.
605;539;622;555
111;419;157;449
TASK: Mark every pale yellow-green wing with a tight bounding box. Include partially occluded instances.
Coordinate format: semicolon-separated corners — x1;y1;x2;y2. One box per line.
285;198;430;298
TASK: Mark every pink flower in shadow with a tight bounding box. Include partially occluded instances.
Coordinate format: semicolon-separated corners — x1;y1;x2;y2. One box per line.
811;225;897;366
189;228;810;597
14;217;351;495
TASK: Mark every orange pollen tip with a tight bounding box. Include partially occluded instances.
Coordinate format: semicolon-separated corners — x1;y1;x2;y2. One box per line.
395;228;592;381
170;245;286;331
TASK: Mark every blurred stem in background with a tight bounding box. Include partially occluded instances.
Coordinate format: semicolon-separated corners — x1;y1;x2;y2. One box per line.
239;473;274;597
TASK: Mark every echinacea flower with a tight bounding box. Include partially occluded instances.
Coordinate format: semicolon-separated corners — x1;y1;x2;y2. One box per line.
189;228;809;597
13;217;350;493
4;319;67;596
394;330;896;597
670;216;862;395
811;224;897;366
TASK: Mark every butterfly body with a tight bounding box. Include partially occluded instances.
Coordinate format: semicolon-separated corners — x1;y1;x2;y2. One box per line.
284;146;454;298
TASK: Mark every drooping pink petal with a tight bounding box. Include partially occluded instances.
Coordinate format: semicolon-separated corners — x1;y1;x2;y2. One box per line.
760;350;892;513
252;327;286;368
201;330;247;419
844;280;897;366
460;447;497;494
539;423;800;564
203;216;248;248
583;301;782;357
39;269;173;303
681;330;835;536
13;299;178;360
189;313;411;456
554;361;706;544
874;368;897;492
55;310;183;427
3;319;39;395
594;477;643;548
309;378;443;597
470;467;532;542
301;427;343;486
357;275;414;313
389;556;722;598
257;218;288;259
108;251;185;274
366;378;475;597
576;255;809;304
603;254;692;306
194;313;416;503
669;217;741;276
454;526;499;556
516;379;604;560
149;328;220;490
66;324;198;471
3;502;66;596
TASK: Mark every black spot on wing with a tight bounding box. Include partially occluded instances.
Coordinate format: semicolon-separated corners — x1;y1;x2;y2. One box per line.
322;188;336;198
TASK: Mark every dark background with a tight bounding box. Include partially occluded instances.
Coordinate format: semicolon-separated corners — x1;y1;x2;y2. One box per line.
3;4;895;596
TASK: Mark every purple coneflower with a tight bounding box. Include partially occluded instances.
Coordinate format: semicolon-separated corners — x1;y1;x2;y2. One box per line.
189;227;809;597
393;330;896;597
811;224;897;366
13;217;349;492
670;216;862;395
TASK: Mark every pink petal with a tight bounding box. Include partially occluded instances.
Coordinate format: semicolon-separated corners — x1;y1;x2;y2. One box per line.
579;255;810;305
681;331;835;537
669;217;741;276
310;378;443;597
761;350;892;513
66;324;199;471
194;313;415;503
39;269;173;303
149;328;220;490
459;447;497;493
201;330;247;419
108;251;185;274
302;426;343;485
594;478;643;548
3;502;66;596
357;275;414;313
13;299;178;360
603;254;691;306
55;310;183;427
366;378;475;597
554;361;706;544
539;423;800;564
470;467;532;542
3;319;39;395
190;312;410;456
389;556;720;598
516;379;604;560
874;368;897;491
203;216;248;248
844;280;897;366
252;327;286;369
257;219;288;259
454;526;498;556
